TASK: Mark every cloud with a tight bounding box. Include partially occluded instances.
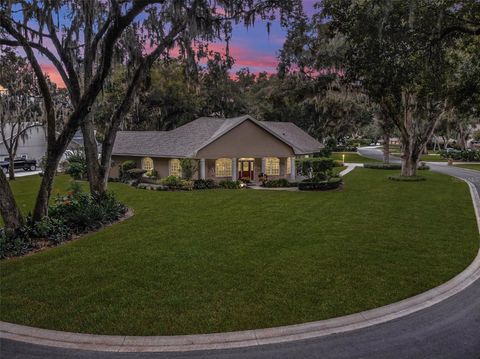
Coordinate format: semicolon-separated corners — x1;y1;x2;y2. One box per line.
40;63;65;88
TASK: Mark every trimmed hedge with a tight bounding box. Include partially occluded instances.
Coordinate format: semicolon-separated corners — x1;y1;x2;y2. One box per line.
364;163;402;170
388;175;426;182
440;149;480;162
298;177;343;191
264;179;297;188
193;179;218;190
219;180;241;189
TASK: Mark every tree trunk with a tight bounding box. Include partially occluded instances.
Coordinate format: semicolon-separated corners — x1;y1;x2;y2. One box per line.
383;134;390;164
0;169;24;231
8;157;15;180
32;150;62;221
401;154;418;177
81;114;107;197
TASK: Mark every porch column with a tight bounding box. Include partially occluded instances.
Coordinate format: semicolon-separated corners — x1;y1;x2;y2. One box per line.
232;158;237;180
261;157;266;174
290;157;296;181
200;158;206;180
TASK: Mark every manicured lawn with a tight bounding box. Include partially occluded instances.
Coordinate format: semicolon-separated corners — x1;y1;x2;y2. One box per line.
455;164;480;171
331;152;381;163
390;152;448;162
0;170;478;335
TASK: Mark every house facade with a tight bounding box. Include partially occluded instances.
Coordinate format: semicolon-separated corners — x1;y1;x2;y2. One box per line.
110;115;322;182
0;124;89;162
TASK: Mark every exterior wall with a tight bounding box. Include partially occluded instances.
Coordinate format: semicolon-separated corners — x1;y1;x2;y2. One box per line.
110;156;199;179
196;120;295;159
0;126;47;161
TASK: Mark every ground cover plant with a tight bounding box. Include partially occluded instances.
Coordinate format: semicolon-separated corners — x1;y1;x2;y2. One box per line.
0;170;478;335
0;181;127;258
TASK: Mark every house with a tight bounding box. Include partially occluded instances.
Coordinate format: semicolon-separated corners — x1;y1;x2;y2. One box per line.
0;124;87;162
110;115;322;182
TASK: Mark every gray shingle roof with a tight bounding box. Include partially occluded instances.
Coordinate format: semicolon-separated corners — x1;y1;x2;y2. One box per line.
112;115;322;157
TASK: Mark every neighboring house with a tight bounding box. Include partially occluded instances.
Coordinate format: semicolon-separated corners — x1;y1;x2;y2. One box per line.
110;115;322;182
0;124;86;162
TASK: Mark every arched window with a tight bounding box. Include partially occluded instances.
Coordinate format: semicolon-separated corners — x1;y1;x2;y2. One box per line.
215;158;232;177
169;159;182;177
265;157;280;176
142;157;154;175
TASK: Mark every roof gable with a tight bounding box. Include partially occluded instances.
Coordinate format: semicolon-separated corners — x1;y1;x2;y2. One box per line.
112;115;322;158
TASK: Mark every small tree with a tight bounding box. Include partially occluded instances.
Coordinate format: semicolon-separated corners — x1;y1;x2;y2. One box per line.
180;159;198;180
0;49;43;180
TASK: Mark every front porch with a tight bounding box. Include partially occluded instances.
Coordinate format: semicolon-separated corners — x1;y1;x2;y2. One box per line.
199;157;297;182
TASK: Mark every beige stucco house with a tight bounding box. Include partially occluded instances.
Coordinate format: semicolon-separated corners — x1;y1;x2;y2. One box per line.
110;115;322;182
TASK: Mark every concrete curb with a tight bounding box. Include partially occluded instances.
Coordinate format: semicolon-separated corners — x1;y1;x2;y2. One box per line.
1;177;479;353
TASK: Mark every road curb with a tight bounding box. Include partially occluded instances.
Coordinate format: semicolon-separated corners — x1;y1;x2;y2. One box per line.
1;176;479;353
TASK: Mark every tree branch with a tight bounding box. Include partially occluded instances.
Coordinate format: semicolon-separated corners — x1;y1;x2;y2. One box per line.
0;14;56;149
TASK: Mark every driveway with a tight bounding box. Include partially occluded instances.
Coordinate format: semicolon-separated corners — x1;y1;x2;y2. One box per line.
2;150;480;358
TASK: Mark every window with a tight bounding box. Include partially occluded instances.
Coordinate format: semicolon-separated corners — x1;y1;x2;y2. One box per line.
266;157;280;176
169;159;182;177
142;157;154;175
215;158;232;177
286;157;291;175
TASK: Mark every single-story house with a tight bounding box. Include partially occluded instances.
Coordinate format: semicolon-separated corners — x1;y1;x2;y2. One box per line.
110;115;322;182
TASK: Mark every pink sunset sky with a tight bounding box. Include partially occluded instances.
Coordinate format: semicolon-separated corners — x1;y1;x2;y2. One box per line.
38;1;316;88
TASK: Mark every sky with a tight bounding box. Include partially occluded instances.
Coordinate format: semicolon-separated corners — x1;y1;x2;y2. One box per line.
39;1;317;88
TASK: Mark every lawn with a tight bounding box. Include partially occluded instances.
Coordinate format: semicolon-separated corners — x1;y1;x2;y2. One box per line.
0;170;478;336
331;152;381;163
389;152;448;162
455;164;480;171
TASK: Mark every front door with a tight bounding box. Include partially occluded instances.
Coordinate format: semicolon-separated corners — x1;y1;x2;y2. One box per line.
238;159;254;180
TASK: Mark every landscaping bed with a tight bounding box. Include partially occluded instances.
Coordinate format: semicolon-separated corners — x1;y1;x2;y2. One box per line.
0;170;478;335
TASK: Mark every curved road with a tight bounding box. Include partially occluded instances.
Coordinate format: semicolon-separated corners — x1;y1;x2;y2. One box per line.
2;149;480;358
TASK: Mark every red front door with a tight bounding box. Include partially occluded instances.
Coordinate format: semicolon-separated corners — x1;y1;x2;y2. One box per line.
238;160;254;180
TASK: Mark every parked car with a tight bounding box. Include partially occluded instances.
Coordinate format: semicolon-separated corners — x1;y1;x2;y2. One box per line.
1;157;37;173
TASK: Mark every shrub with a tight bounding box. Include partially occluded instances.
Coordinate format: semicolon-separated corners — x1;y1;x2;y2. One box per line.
119;160;137;182
193;179;218;189
298;177;343;191
388;175;426;182
49;188;127;233
0;227;37;259
64;149;87;180
333;160;344;167
180;180;194;191
264;178;295;188
180;159;198;180
313;147;332;157
147;169;158;178
440;149;480;162
325;138;337;149
296;157;335;180
258;173;268;185
1;182;127;259
219;179;241;189
364;163;402;170
126;168;147;180
160;175;182;189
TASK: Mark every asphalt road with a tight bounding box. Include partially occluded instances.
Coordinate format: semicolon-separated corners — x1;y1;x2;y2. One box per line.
2;149;480;358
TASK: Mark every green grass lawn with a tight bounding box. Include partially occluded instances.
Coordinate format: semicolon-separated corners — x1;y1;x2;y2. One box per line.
1;170;478;335
331;152;381;163
389;152;448;162
455;164;480;171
